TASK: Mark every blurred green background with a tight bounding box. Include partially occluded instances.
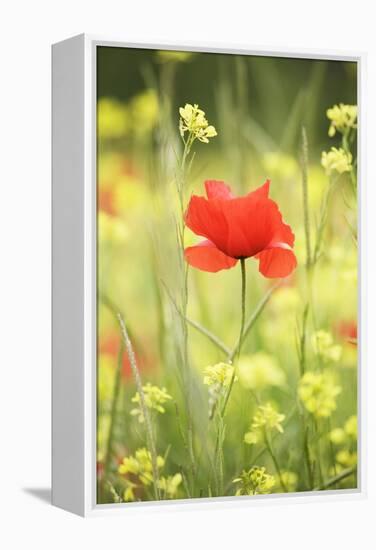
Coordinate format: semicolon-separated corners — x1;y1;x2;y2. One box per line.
96;47;357;504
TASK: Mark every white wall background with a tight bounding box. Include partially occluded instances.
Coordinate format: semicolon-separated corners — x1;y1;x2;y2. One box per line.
1;1;375;548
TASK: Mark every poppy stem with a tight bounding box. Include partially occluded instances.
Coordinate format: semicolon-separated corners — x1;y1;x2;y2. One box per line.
220;259;247;418
238;258;247;359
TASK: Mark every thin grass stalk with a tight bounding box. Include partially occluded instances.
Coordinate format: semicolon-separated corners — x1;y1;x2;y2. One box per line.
117;313;161;500
303;424;314;489
161;281;231;356
314;465;356;491
299;126;316;488
301;126;312;269
313;418;324;487
229;281;281;363
103;339;124;480
235;56;248;190
327;417;338;483
263;429;288;492
342;130;357;193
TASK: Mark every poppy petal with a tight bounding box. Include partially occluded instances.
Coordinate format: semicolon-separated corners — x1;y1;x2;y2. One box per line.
269;210;295;248
247;179;270;200
185;196;229;251
205;180;234;200
185;240;238;272
222;196;281;258
256;243;297;278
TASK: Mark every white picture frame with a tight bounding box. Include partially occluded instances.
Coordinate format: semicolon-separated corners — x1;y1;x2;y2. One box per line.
52;34;366;517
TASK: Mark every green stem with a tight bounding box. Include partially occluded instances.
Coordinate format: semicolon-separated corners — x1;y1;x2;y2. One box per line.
212;260;247;495
221;258;247;417
176;134;196;494
314;465;356;491
229;281;279;363
264;430;288;493
238;258;247;358
302;419;314;490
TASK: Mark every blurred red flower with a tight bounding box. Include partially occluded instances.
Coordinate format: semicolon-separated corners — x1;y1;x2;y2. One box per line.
99;332;154;379
98;187;116;216
335;320;357;346
184;180;297;277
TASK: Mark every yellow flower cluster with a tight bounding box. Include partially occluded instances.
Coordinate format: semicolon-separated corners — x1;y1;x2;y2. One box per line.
203;362;235;388
131;383;172;423
118;448;182;501
321;147;352;176
327;103;357;137
233;467;276;496
118;448;165;486
130;89;159;137
329;415;357;445
97;90;159;141
98;211;129;246
298;371;341;418
158;473;183;499
203;362;235;418
328;415;357;480
278;471;298;492
238;353;286;390
336;449;357;467
262;152;299;180
98;98;129;139
311;330;342;364
179;103;217;144
244;402;285;445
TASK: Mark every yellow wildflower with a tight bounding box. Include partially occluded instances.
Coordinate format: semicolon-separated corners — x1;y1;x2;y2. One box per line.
233;467;276;496
203;362;235;418
97;98;129;139
344;415;358;439
329;428;346;445
311;330;342;364
238;353;286;390
98;211;128;245
326;103;357;137
118;448;165;486
130;89;159;136
321;147;352;176
203;362;235;387
279;471;298;492
131;383;172;423
179;103;217;144
244;402;285;445
158;473;182;498
336;450;357;467
123;481;137;502
262;152;299;180
298;371;341;418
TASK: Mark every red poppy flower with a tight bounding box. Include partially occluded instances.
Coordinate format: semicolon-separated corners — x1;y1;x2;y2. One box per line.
335;320;357;346
184;180;297;277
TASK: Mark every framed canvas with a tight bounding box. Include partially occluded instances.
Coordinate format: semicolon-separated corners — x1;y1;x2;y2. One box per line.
52;34;366;517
